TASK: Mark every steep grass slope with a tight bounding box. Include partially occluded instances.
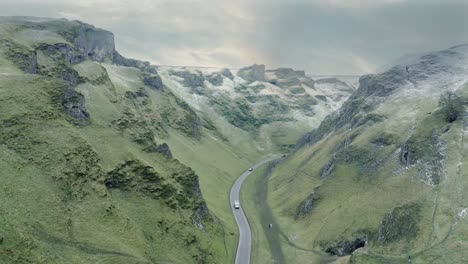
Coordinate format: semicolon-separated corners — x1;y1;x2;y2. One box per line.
0;17;229;263
0;16;358;263
267;45;468;263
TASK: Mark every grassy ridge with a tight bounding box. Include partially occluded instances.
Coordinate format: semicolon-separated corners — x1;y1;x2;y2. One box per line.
265;72;467;263
0;18;234;263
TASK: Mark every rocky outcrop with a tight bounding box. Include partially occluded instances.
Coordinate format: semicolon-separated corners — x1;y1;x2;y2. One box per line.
13;51;38;74
320;157;336;178
153;143;173;159
399;140;417;166
268;67;305;79
325;237;367;256
62;90;90;125
237;64;266;82
295;191;320;219
206;73;223;86
221;68;234;79
113;51;156;74
171;70;205;94
143;73;164;91
315;77;348;86
37;43;85;65
65;21;115;62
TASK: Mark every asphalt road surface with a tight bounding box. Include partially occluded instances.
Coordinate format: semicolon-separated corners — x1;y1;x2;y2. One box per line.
230;157;281;264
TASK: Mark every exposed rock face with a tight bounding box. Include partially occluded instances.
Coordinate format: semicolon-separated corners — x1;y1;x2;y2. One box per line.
14;51;38;74
37;43;85;64
57;67;83;87
62;90;90;125
206;73;223;86
320;157;336;178
193;202;210;231
154;143;173;159
399;141;417;165
295;191;320;219
237;64;266;82
143;74;164;91
220;68;234;79
325;237;367;256
269;67;306;79
113;51;156;74
71;21;115;62
315;77;350;88
171;70;205;94
357;67;408;98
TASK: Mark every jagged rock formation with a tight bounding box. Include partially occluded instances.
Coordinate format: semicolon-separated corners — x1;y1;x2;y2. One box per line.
64;20;115;62
160;65;357;152
237;64;266;82
143;73;164;91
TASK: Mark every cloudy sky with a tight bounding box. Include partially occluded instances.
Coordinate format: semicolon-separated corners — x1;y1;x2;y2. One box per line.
1;0;467;75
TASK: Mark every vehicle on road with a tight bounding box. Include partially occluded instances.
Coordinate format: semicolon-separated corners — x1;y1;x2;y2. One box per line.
234;200;240;209
248;167;253;172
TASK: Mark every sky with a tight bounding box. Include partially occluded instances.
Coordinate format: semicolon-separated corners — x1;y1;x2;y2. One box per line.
1;0;467;75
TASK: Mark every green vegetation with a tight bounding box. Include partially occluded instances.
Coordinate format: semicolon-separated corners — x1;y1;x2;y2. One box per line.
241;162;284;264
0;18;241;263
377;203;421;244
210;96;268;133
261;71;468;263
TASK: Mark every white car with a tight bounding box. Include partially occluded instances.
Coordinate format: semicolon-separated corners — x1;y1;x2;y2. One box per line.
233;200;240;209
248;167;253;172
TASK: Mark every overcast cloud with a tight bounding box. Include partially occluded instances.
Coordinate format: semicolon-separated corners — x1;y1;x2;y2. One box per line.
1;0;467;75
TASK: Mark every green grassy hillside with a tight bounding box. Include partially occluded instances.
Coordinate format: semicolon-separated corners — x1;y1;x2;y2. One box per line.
2;16;343;264
0;17;240;263
263;46;468;263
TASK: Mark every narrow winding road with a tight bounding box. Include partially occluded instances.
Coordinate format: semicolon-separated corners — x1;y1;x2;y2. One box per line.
230;157;280;264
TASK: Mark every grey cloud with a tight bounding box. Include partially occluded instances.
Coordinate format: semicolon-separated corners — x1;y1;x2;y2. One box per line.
0;0;467;75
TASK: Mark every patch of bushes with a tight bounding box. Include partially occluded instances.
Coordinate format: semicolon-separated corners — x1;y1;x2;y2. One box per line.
377;203;421;244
